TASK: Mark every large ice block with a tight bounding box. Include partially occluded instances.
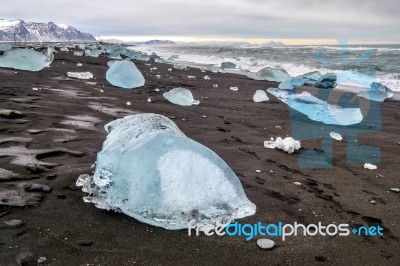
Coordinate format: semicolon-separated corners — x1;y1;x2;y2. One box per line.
163;87;199;106
267;88;363;126
0;43;13;52
0;48;53;71
106;60;145;89
77;114;256;230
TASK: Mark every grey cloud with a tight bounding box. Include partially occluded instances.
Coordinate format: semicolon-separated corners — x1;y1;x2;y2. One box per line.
1;0;399;40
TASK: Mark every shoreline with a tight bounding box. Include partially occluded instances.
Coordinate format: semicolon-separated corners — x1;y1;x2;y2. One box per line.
0;49;399;265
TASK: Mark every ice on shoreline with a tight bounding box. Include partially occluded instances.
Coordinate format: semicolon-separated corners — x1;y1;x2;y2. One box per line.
253;90;269;102
76;114;256;230
67;71;93;79
163;87;199;106
267;88;363;126
106;60;145;89
0;48;53;71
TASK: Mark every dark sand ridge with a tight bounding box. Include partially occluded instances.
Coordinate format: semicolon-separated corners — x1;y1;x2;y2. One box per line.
0;50;399;265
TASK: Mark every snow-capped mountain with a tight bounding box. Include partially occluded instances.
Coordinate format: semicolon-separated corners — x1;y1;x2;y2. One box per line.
0;19;96;42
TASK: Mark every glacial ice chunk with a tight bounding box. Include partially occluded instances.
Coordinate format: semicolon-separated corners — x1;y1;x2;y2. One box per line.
357;82;394;102
329;132;343;141
364;163;377;170
253;90;269;102
221;62;236;69
0;48;53;71
67;72;93;79
264;137;301;154
85;49;102;58
278;72;337;90
77;113;256;230
267;88;363;126
173;64;189;70
73;51;84;56
243;67;290;82
106;60;145;89
60;47;69;52
163;87;199;106
0;43;13;52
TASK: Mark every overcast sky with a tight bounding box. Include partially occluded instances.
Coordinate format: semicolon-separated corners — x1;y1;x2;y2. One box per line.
1;0;399;43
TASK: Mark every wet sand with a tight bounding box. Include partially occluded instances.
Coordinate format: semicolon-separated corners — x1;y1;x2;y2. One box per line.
0;50;399;265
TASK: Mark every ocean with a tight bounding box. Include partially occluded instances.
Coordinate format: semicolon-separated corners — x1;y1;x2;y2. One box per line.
133;44;400;92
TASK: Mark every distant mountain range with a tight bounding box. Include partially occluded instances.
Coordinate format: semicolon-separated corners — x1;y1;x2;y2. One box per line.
0;19;96;42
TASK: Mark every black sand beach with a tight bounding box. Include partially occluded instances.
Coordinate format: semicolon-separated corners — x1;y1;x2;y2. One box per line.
0;50;399;265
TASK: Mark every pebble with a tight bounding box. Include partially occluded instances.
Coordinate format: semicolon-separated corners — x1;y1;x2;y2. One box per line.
390;188;400;193
293;182;302;186
256;239;275;250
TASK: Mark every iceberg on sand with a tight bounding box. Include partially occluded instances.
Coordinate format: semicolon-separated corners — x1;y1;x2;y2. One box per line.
76;114;256;230
267;88;363;126
0;48;53;71
106;60;145;89
244;67;291;82
220;61;236;69
163;87;199;106
278;72;337;90
253;90;269;102
357;82;394;102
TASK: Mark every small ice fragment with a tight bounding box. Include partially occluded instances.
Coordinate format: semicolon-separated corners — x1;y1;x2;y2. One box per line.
213;84;218;88
156;75;161;79
256;239;275;250
173;64;189;70
155;88;160;92
163;87;198;106
204;76;210;80
256;170;261;173
67;72;93;79
364;163;377;170
147;98;152;103
264;137;301;154
293;182;302;186
390;188;399;193
126;102;131;106
106;60;145;89
168;68;172;71
330;132;343;141
253;90;269;102
230;87;239;91
37;257;47;264
77;63;82;67
74;51;84;56
188;75;196;79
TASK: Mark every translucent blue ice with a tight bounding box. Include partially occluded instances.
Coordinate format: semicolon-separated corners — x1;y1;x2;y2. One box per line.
106;60;145;89
267;88;363;126
357;82;394;102
244;67;290;82
221;62;236;69
278;72;337;90
77;114;256;230
0;48;53;71
0;43;13;52
173;64;189;70
163;87;199;106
